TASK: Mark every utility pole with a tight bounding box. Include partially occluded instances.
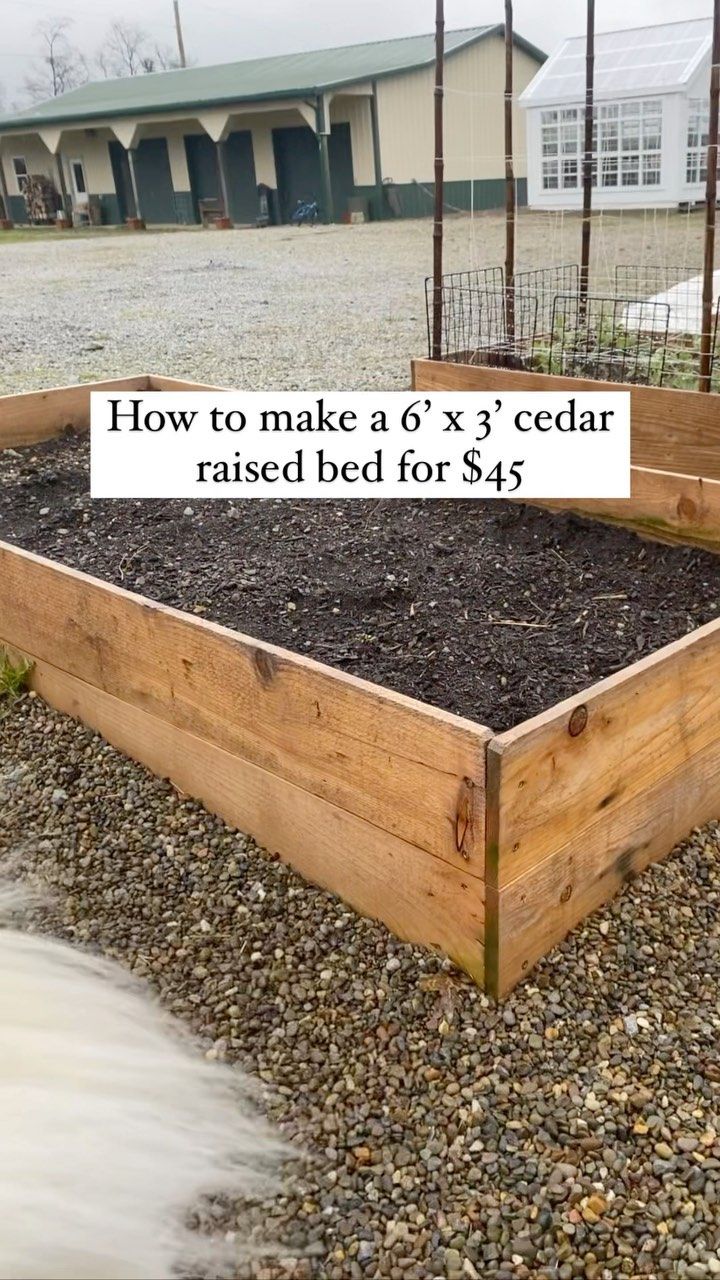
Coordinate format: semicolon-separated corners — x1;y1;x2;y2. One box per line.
173;0;187;68
431;0;445;360
700;0;720;391
579;0;595;314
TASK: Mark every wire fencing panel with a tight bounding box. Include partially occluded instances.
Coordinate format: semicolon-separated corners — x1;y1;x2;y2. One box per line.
515;265;580;339
425;268;505;360
547;294;670;385
426;279;538;367
425;262;720;389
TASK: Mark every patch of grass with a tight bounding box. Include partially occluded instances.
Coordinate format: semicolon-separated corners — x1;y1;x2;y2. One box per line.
0;225;194;245
0;650;32;703
0;226;125;245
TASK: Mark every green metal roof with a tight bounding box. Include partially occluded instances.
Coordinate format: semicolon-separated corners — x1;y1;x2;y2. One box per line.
0;25;545;132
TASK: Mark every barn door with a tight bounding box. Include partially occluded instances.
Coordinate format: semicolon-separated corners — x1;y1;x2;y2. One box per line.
225;130;258;224
328;123;355;221
108;140;135;221
272;126;321;223
133;138;177;224
273;123;355;223
185;134;219;221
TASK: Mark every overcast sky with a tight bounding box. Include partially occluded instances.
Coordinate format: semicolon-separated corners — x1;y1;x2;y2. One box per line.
0;0;713;108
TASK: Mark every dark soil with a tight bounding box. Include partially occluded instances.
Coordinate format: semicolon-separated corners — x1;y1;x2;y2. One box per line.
2;433;720;732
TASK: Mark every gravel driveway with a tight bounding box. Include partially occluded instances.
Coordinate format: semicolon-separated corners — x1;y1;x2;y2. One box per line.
0;208;708;395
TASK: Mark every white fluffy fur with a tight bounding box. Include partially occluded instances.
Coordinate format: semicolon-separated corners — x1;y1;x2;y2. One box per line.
0;889;279;1279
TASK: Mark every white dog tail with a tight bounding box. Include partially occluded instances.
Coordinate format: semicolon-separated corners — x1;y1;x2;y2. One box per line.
0;892;280;1280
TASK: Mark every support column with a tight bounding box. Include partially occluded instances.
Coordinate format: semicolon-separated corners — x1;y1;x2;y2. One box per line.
0;155;13;228
315;95;334;225
55;153;71;224
126;148;145;228
215;139;233;228
370;81;384;221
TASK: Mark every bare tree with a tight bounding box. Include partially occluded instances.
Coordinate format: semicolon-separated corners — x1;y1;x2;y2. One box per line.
102;22;147;77
96;22;182;78
147;43;184;72
23;19;88;102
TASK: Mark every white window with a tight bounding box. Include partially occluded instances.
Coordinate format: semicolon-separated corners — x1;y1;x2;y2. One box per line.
70;159;88;201
643;153;661;186
621;153;640;187
541;107;581;190
601;154;619;188
686;99;718;186
612;100;662;189
540;99;662;193
542;158;559;189
12;157;28;193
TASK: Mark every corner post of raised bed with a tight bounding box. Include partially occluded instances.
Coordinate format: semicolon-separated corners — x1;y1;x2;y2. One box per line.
431;0;445;360
579;0;595;314
504;0;516;349
700;0;720;393
483;743;503;1001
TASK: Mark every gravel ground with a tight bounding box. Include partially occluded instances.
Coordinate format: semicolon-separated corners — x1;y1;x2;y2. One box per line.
2;434;720;730
0;209;709;396
2;693;720;1280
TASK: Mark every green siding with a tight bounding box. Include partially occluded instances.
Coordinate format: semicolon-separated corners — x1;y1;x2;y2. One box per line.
6;195;27;223
133;138;177;223
99;193;122;225
225;130;258;224
109;140;135;220
185;133;217;220
354;177;528;220
351;187;384;221
173;190;195;224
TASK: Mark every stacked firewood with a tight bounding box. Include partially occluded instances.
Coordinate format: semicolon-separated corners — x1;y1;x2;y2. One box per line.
23;175;61;225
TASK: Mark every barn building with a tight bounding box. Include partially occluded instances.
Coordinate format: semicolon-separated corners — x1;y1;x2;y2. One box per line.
521;18;716;211
0;25;544;228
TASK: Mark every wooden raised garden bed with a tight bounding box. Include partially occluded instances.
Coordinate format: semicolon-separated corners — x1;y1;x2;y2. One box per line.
2;371;720;998
412;359;720;551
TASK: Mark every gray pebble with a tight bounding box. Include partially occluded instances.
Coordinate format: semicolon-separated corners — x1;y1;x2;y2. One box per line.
5;695;720;1278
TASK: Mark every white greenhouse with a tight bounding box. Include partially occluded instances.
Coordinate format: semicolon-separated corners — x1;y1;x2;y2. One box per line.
520;18;716;210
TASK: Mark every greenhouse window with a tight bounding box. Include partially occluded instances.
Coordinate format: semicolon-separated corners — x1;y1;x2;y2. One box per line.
540;98;662;192
686;99;719;186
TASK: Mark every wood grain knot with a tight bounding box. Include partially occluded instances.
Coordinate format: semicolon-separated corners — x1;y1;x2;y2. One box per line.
455;777;476;861
253;648;278;685
568;704;588;737
677;495;698;522
560;883;573;903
